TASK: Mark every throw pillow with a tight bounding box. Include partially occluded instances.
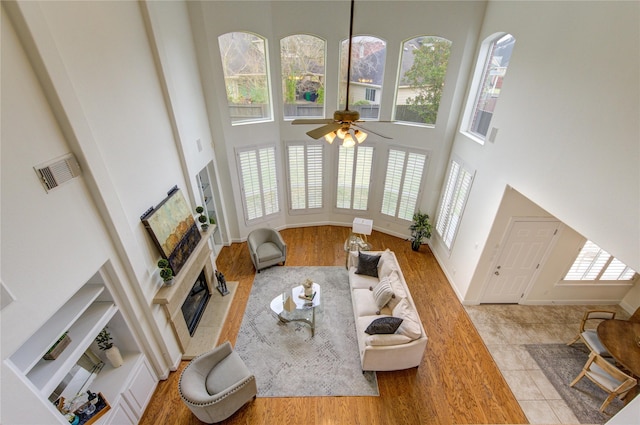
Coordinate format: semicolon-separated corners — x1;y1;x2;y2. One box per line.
364;316;403;335
373;277;394;310
377;249;398;279
392;298;422;340
355;252;381;278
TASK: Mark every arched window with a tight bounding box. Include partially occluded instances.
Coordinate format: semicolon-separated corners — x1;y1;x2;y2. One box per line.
218;32;272;124
280;34;326;119
394;36;452;126
339;36;386;120
463;33;516;142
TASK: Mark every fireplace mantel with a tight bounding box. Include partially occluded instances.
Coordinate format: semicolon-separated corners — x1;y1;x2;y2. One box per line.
153;226;215;352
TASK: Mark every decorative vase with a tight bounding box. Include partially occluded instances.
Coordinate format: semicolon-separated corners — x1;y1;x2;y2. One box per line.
411;240;421;251
164;278;174;286
105;346;124;368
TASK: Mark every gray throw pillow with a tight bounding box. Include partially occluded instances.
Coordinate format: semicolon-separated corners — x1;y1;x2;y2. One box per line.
364;317;403;335
355;252;381;277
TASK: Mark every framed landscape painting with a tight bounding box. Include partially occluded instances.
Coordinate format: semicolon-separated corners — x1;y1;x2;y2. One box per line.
141;188;201;275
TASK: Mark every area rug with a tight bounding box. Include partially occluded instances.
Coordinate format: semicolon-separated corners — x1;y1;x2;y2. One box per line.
235;266;379;397
525;343;624;424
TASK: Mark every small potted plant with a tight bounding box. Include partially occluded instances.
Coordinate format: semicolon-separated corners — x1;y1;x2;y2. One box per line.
157;259;174;285
95;327;123;368
195;206;209;231
409;211;432;251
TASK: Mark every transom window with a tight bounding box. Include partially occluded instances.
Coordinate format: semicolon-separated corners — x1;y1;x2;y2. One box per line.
336;145;374;210
381;147;428;220
236;146;279;222
564;240;637;282
339;36;386;120
464;33;515;142
280;34;326;119
394;36;452;126
286;142;324;211
218;32;272;124
435;158;474;250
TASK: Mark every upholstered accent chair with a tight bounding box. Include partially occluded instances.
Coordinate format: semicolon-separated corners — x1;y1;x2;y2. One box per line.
179;341;257;423
567;309;616;357
247;228;287;273
570;352;637;413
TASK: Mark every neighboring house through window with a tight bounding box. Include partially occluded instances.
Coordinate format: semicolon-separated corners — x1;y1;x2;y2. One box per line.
236;146;279;222
218;32;272;124
339;36;386;120
394;35;452;126
435;157;474;250
462;33;516;142
381;147;428;220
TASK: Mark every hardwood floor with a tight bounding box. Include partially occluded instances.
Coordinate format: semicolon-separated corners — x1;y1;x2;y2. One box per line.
140;226;528;425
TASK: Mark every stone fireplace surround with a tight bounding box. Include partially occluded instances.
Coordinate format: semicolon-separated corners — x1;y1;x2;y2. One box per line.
153;227;215;356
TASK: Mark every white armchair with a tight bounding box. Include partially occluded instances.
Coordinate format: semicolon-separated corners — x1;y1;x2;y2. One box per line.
247;228;287;273
178;341;257;423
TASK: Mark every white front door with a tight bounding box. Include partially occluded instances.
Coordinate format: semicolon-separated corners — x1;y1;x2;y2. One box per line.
481;219;559;303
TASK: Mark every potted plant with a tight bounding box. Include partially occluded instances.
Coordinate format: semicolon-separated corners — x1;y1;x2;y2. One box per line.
157;259;174;285
409;211;432;251
195;206;209;231
95;327;123;368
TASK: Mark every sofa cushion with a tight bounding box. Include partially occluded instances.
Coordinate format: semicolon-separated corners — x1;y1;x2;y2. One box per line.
256;242;283;262
355;252;381;277
392;298;422;340
349;268;379;290
205;351;251;395
386;271;407;310
365;333;413;346
377;249;398;279
353;289;392;316
372;277;394;310
365;317;403;335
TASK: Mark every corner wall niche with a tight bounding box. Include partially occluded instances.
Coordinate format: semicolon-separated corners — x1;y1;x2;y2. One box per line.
153;226;216;355
6;268;157;424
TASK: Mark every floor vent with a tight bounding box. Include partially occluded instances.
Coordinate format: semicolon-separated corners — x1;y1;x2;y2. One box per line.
34;153;81;192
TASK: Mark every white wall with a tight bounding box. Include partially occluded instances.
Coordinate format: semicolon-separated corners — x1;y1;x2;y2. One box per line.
431;1;640;306
189;0;486;240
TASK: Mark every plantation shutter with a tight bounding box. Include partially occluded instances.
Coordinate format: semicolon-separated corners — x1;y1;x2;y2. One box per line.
382;149;427;220
336;145;374;210
237;146;279;222
287;143;323;210
436;159;473;249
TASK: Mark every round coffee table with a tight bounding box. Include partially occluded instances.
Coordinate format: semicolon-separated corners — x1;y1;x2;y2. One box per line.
270;283;321;336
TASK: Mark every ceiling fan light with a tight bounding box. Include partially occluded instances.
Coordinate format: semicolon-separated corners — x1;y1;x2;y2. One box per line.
324;132;337;144
354;130;367;143
343;133;356;148
336;127;348;139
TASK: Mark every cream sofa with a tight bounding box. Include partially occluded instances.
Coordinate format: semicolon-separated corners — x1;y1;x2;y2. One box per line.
348;249;428;371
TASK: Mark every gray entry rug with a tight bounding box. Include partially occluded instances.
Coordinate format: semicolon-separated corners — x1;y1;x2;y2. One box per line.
525;343;624;424
235;266;379;397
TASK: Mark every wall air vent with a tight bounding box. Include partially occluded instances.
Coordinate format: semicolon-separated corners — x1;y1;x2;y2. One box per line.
34;153;81;192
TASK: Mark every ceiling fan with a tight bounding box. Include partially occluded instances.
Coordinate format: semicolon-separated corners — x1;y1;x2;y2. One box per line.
291;0;391;146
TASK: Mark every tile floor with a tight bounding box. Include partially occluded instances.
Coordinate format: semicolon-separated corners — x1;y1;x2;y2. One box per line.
464;304;632;425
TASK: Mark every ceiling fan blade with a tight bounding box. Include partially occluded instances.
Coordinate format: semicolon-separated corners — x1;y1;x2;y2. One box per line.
292;119;334;125
306;123;343;139
353;123;392;139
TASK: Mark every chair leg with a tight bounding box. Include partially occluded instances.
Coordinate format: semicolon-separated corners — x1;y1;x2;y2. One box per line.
570;370;585;387
599;393;617;413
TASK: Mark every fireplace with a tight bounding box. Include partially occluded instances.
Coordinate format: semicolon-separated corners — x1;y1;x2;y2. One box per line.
153;226;215;356
181;271;211;336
